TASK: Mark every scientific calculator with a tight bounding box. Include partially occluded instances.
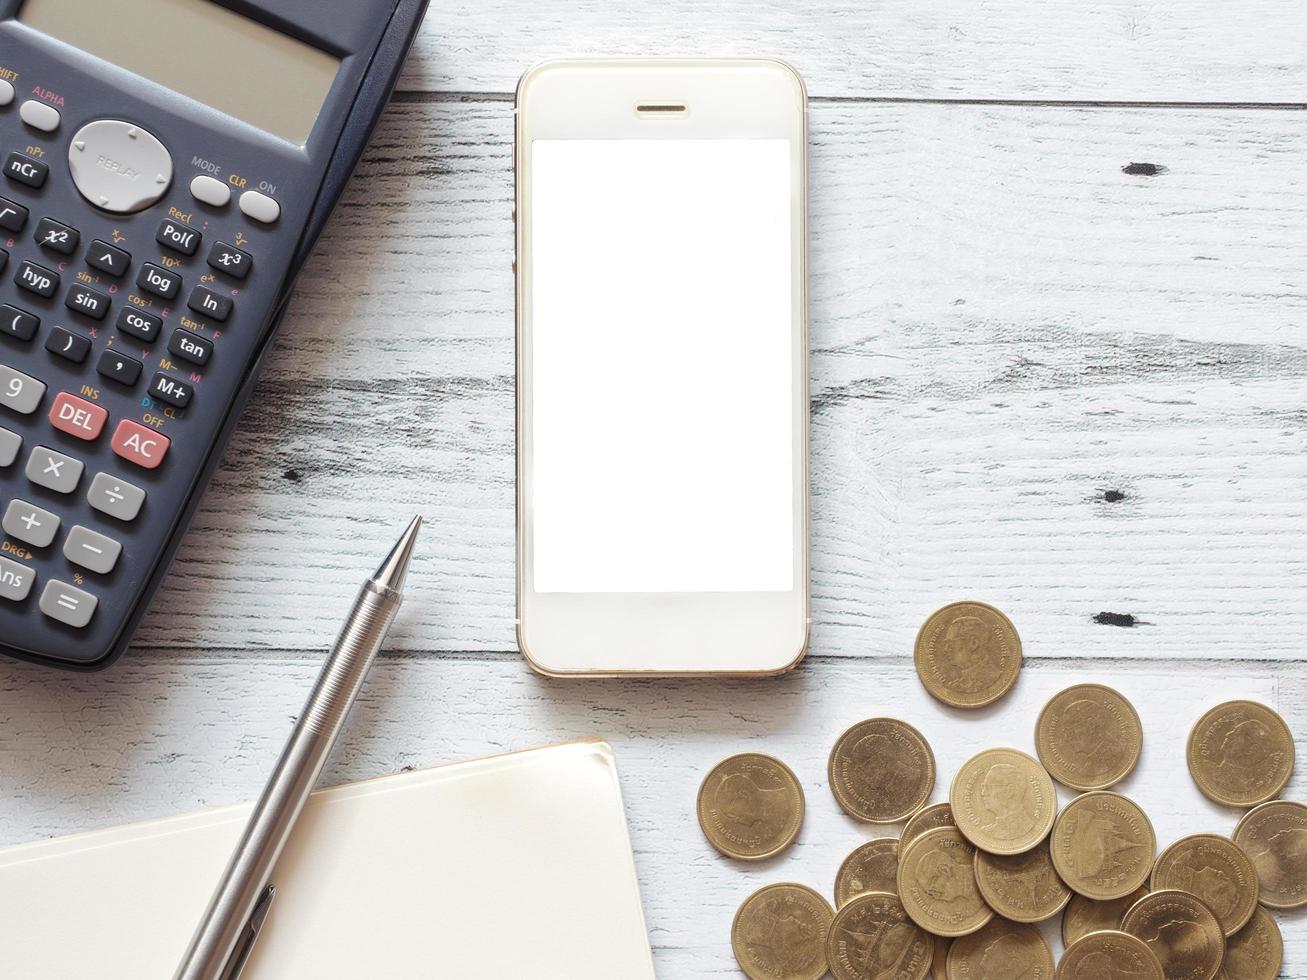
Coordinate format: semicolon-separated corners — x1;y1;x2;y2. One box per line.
0;0;428;669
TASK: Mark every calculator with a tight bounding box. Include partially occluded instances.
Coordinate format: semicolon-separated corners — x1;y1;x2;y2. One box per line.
0;0;428;669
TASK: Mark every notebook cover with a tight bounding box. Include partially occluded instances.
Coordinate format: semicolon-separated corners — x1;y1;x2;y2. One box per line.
0;740;656;979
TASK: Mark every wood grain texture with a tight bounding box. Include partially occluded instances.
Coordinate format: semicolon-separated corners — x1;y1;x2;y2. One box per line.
401;2;1307;103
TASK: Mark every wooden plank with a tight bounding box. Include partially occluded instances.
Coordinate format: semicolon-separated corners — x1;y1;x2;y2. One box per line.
126;100;1307;660
0;657;1297;975
399;2;1307;103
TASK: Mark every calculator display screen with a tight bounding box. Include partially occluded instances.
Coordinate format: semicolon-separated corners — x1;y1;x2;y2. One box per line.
20;0;341;145
529;138;795;593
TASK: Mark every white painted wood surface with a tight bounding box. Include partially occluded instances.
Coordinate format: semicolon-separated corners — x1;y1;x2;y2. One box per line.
2;5;1305;977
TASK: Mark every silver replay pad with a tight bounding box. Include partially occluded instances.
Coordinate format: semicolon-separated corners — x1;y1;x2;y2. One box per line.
68;119;173;214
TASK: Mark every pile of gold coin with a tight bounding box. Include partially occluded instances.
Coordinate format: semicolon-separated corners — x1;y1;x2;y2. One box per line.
696;602;1304;980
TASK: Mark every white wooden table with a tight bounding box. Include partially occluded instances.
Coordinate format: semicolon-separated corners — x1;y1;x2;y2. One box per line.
2;4;1305;976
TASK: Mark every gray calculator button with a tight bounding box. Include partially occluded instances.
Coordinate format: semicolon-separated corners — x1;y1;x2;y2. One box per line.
63;525;122;574
0;554;33;601
239;190;280;224
68;120;173;214
0;426;20;467
87;472;146;521
0;364;45;414
190;174;231;207
0;79;13;107
39;580;97;628
19;100;59;132
26;446;83;494
3;498;59;548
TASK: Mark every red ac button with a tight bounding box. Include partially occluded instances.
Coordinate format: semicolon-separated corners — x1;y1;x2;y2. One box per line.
111;419;170;469
49;391;108;441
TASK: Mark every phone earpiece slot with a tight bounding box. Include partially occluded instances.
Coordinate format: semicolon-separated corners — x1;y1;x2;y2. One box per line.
636;104;687;113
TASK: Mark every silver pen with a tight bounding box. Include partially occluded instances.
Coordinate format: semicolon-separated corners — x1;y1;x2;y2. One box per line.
172;516;423;980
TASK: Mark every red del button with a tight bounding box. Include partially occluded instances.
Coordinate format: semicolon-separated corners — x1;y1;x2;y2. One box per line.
49;391;108;440
111;419;170;469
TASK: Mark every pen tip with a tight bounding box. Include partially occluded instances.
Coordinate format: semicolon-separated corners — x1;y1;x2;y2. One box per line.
372;515;422;594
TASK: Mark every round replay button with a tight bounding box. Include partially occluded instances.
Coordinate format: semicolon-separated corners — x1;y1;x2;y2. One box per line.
68;119;173;214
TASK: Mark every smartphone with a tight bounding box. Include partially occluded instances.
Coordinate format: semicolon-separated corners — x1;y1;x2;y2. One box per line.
515;59;808;676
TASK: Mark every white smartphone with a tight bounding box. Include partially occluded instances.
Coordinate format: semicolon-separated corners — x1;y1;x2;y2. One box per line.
515;59;808;676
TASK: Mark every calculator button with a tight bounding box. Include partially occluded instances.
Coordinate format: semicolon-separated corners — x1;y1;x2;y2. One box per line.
15;259;59;297
4;151;48;188
0;79;12;107
88;472;146;521
168;327;212;366
39;580;97;628
0;196;28;232
190;174;231;207
115;306;161;342
86;240;131;278
63;525;122;574
137;262;180;300
66;283;111;321
19;100;60;132
0;555;34;602
35;217;79;256
157;218;201;255
48;391;107;440
3;498;59;548
187;285;232;322
239;190;280;224
149;372;193;408
0;364;45;414
68;119;173;214
111;420;169;469
207;241;251;280
0;303;39;341
0;426;20;466
26;445;83;494
45;327;91;364
97;349;142;386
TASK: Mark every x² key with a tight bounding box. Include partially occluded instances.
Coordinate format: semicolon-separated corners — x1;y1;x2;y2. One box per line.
111;419;169;469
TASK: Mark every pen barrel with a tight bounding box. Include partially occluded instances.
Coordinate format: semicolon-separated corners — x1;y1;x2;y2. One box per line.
172;579;402;980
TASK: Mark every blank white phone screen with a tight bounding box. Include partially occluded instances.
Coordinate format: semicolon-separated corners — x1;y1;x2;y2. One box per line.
530;139;794;593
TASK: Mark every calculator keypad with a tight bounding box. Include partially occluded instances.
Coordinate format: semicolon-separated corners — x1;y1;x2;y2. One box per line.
26;446;83;494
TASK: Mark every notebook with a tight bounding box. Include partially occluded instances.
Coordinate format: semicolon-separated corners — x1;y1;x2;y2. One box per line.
0;739;656;979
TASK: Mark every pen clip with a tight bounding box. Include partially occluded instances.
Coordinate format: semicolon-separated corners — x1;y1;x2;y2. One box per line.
218;884;277;980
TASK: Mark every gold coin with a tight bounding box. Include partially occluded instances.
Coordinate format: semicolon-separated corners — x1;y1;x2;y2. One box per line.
950;748;1056;855
732;882;834;980
1186;701;1294;808
697;753;804;860
914;601;1022;709
1035;684;1143;791
1050;791;1156;899
825;890;933;980
1221;906;1282;980
829;718;936;823
1061;886;1149;947
1056;931;1165;980
1231;799;1307;909
931;939;950;979
1121;889;1226;980
897;826;994;938
835;838;899;907
973;838;1071;923
946;918;1053;979
903;803;955;850
1151;834;1259;937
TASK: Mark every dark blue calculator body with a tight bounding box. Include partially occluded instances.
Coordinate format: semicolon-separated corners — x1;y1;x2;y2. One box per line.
0;0;428;668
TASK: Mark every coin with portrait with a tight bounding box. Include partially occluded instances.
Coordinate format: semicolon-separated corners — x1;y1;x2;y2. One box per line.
1061;887;1150;947
829;718;936;824
1056;931;1165;980
1187;701;1294;808
1232;799;1307;909
903;802;955;851
914;601;1022;709
897;826;994;938
1121;889;1225;980
1221;906;1282;980
1050;791;1155;900
698;753;805;860
946;918;1053;980
974;838;1071;923
732;882;834;980
950;748;1056;856
1151;834;1259;937
1036;684;1143;791
826;891;933;980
